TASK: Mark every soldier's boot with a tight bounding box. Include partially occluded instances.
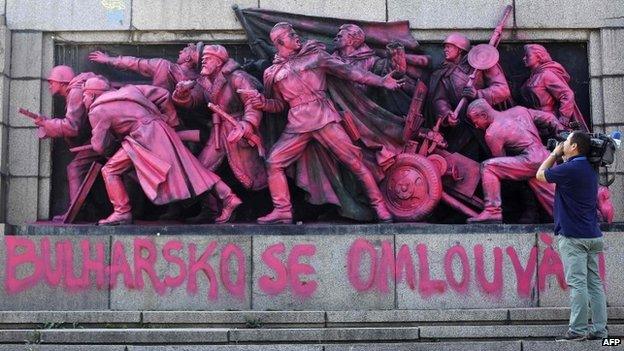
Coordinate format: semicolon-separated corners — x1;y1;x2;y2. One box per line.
213;181;242;224
359;171;393;223
468;171;503;224
186;195;218;224
99;175;132;226
467;207;503;223
258;171;293;224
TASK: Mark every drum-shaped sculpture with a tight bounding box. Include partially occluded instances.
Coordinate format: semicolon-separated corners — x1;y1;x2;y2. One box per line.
381;153;443;221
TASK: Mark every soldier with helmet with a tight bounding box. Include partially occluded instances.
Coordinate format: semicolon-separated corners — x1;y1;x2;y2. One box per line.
429;32;512;160
172;44;266;223
38;65;108;220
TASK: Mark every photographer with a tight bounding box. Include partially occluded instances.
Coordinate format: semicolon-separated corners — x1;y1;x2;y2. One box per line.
536;131;607;341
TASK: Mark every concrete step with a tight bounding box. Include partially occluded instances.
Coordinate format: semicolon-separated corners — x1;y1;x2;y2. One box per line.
0;325;620;344
0;341;611;351
1;308;623;328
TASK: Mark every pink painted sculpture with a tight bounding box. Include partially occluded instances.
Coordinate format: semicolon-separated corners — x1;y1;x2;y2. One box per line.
88;42;202;92
521;44;588;131
429;33;512;159
249;22;402;224
29;66;106;220
172;44;267;222
81;77;241;225
465;99;568;223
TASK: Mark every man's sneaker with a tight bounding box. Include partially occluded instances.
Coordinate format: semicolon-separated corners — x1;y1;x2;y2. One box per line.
587;331;607;340
556;330;587;341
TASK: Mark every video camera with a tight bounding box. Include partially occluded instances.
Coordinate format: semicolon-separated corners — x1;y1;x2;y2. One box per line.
547;132;617;167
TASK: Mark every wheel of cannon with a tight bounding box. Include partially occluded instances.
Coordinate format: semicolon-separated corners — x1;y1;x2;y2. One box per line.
381;153;443;221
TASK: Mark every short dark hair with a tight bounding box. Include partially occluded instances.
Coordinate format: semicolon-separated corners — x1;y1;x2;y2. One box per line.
570;131;590;156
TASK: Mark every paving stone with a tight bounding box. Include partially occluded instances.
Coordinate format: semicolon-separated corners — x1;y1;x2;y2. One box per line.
419;324;568;339
0;329;38;343
0;235;110;310
6;177;38;225
396;233;538;309
7;127;39;176
39;328;229;344
324;341;521;351
389;0;512;29
515;0;624;28
252;235;395;311
132;0;258;31
0;311;140;324
8;79;41;128
6;0;131;31
110;235;251;311
230;327;419;342
326;309;507;324
142;311;324;325
260;0;386;22
10;31;42;78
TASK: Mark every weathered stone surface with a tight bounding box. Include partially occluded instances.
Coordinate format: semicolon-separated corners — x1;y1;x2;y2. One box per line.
523;340;611;351
515;0;624;28
6;176;38;224
0;235;110;310
0;346;126;351
142;311;324;326
0;76;9;125
6;0;131;31
601;29;624;75
608;175;624;223
252;235;395;311
230;327;419;342
37;176;50;220
326;309;507;324
110;235;252;311
130;346;322;351
589;77;603;128
396;233;538;309
0;26;11;75
7;127;38;176
10;31;42;78
0;311;140;324
38;138;51;177
603;233;624;307
588;31;602;77
0;123;7;172
324;341;521;351
603;76;624;125
0;329;38;343
132;0;258;31
389;0;511;29
8;79;41;128
536;232;570;307
260;0;386;22
39;328;229;344
509;307;569;321
419;324;568;339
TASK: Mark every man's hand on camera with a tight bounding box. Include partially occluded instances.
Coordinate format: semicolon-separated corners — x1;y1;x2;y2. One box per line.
551;142;564;158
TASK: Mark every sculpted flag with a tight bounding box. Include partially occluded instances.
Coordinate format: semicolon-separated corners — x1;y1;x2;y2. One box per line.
236;7;425;220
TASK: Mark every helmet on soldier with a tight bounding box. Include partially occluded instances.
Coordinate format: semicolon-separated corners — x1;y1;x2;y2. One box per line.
47;65;75;83
443;33;471;52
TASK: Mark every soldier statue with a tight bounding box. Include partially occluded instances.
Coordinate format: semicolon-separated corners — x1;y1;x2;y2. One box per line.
172;45;266;223
81;77;241;225
249;22;402;224
429;33;511;160
465;99;568;223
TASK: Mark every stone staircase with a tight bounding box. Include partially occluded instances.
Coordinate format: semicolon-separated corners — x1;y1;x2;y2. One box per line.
0;308;621;350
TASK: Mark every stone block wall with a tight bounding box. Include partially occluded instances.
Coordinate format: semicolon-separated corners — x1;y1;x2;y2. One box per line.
0;0;622;224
